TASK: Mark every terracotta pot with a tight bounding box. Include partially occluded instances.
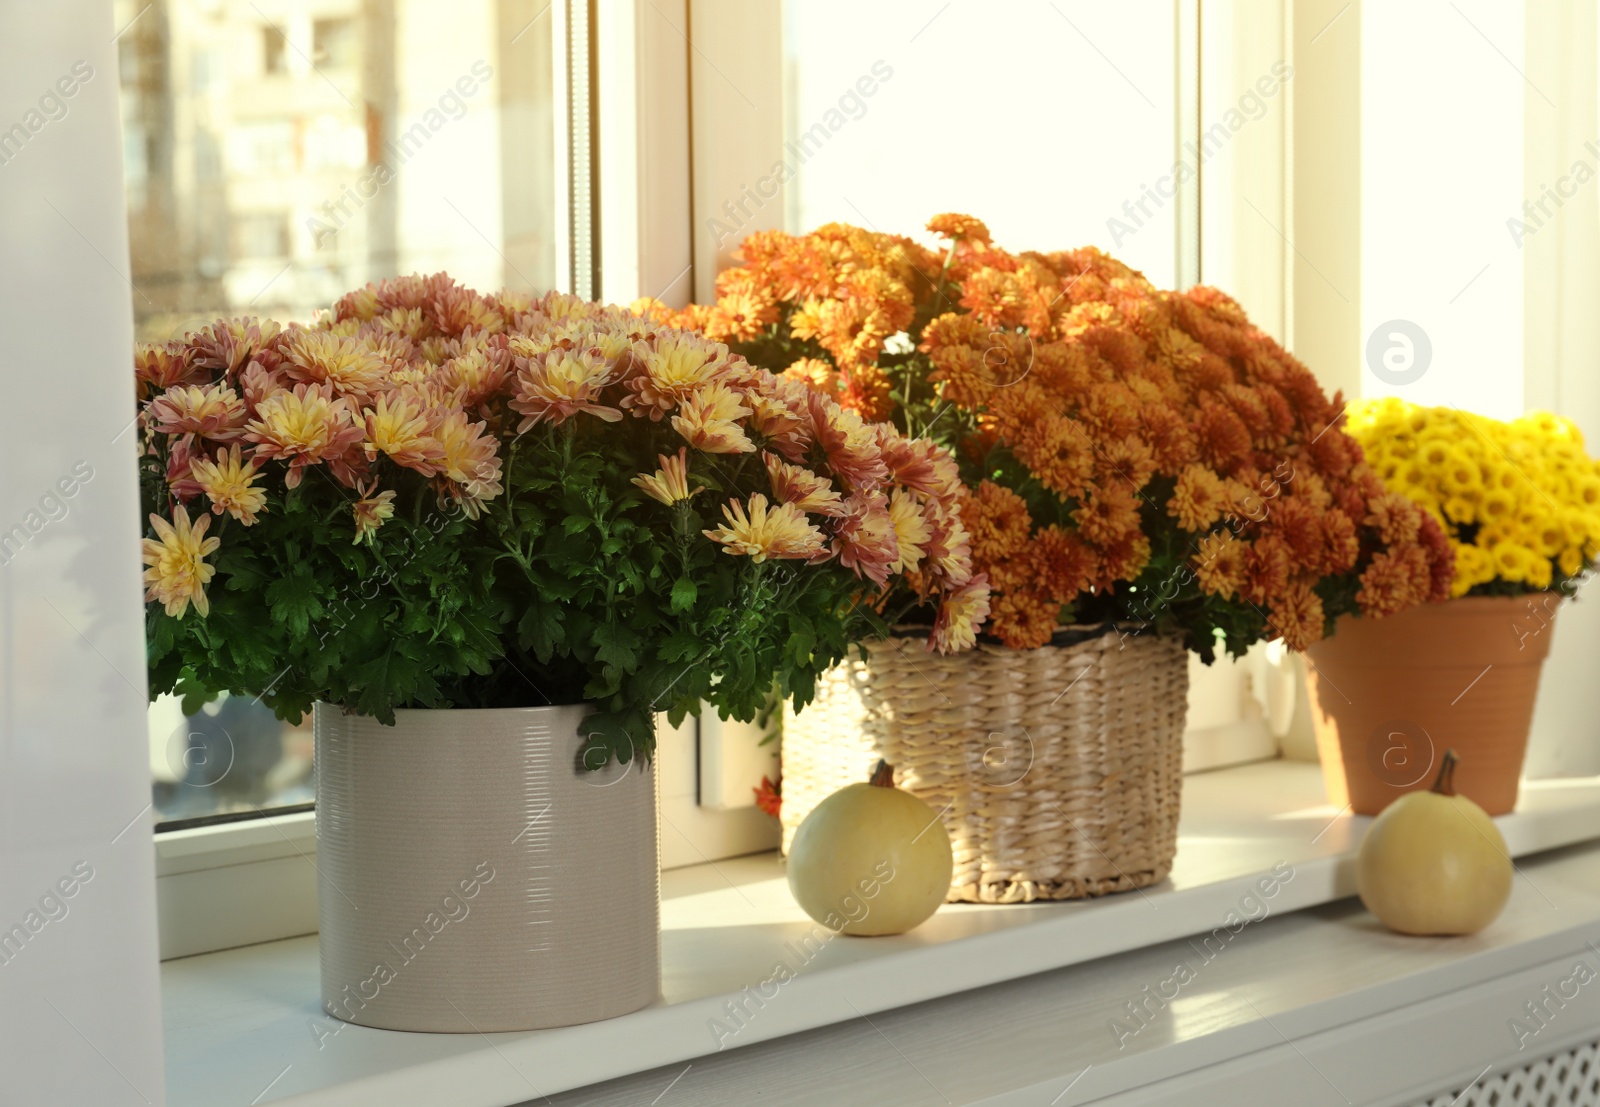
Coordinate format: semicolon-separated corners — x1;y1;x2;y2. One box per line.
314;703;660;1032
1304;594;1559;816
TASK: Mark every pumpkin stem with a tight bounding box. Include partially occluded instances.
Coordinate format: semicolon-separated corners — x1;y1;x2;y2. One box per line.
869;759;895;788
1431;749;1459;796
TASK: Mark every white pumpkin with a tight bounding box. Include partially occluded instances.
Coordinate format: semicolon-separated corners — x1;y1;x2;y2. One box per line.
1356;750;1513;936
786;760;953;936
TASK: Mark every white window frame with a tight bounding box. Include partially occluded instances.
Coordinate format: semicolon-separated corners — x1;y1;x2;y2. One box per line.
162;0;1561;953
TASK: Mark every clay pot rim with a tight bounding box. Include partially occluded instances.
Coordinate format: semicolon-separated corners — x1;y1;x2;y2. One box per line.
1309;591;1563;667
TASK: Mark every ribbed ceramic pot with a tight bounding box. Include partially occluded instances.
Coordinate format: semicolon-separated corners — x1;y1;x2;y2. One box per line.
1305;594;1559;816
313;703;660;1032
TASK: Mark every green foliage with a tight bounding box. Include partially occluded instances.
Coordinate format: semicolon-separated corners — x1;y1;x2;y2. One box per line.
144;412;892;768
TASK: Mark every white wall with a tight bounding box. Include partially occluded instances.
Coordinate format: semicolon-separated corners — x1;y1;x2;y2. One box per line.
0;2;167;1102
1523;0;1600;777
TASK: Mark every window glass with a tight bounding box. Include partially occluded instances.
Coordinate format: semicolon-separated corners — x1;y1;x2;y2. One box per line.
779;0;1181;285
116;0;560;825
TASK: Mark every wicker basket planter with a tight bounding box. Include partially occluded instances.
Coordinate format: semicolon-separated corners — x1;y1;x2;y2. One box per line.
780;627;1189;904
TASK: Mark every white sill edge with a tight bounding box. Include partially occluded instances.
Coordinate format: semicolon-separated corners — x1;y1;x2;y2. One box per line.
161;763;1600;1107
156;810;316;877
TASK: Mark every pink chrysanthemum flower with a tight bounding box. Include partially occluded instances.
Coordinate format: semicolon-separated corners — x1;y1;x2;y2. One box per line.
763;453;845;516
441;346;512;408
510;348;621;428
148;383;247;441
283;329;391;400
164;435;205;501
134;342;199;399
672;383;755;454
245;382;367;489
703;494;826;562
807;392;889;491
921;498;975;588
189;317;282;376
633;448;702;506
364;391;445;476
831;490;900;588
432;410;503;516
190;445;267;525
141;505;221;618
931;574;992;653
886;488;933;573
239;362;288;415
351;482;398;544
625;335;732;418
878;429;963;507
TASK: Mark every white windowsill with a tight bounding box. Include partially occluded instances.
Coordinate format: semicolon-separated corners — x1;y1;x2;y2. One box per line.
161;762;1600;1106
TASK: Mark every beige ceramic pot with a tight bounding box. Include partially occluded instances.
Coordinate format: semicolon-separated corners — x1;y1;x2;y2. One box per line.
1304;594;1558;816
314;703;660;1032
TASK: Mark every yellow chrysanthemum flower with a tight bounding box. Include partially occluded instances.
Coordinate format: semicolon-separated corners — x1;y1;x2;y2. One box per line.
1349;398;1600;594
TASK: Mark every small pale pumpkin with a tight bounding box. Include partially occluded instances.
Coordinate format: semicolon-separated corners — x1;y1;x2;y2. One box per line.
1356;749;1513;936
786;760;953;936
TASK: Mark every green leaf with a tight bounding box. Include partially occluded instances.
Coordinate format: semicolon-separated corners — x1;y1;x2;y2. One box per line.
265;571;324;638
658;630;703;664
592;622;640;671
669;577;697;613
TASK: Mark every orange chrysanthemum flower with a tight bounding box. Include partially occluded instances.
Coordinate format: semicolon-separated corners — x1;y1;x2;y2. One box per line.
1194;532;1247;600
927;212;992;244
965;482;1033;563
1168;464;1228;532
668;216;1453;652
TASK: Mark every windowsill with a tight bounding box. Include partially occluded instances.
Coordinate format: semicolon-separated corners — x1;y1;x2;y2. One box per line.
161;762;1600;1106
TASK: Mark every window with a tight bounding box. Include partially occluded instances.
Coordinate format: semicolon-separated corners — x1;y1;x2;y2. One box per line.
262;25;288;76
115;0;562;827
688;0;1281;772
776;0;1184;287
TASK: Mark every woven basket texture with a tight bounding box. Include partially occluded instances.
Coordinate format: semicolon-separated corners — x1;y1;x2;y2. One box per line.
780;628;1188;904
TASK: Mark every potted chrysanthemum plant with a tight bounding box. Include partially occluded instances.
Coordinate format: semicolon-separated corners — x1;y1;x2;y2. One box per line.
1305;399;1600;815
136;273;979;1032
664;215;1453;904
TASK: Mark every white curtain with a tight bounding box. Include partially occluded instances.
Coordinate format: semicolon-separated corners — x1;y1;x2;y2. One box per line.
0;2;167;1101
